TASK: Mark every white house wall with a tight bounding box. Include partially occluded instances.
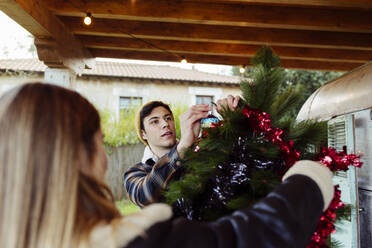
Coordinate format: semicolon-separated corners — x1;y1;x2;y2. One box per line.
74;77;241;115
0;74;44;94
0;74;241;115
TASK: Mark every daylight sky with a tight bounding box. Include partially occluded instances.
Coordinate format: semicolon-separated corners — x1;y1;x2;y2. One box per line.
0;11;233;75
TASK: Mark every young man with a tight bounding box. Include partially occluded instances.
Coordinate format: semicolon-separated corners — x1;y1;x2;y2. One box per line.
124;96;240;207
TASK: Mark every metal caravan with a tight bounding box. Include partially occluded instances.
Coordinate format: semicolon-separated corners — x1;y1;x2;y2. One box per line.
297;62;372;248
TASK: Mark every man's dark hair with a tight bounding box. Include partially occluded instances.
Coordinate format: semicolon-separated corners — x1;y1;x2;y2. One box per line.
139;101;173;131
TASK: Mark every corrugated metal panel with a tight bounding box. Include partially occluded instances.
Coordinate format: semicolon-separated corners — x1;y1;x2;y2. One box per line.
297;62;372;122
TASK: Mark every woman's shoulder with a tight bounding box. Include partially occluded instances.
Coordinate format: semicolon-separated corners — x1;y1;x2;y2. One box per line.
85;203;172;248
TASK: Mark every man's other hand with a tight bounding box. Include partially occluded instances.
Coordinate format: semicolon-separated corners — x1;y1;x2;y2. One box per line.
216;95;240;113
177;104;209;158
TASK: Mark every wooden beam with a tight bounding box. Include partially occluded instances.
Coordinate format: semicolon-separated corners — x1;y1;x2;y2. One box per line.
0;0;49;37
89;48;363;71
184;0;372;9
78;35;372;63
62;17;372;50
34;38;65;68
46;0;372;33
0;0;94;74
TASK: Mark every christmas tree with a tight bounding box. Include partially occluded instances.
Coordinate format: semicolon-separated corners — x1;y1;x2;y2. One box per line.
165;46;362;247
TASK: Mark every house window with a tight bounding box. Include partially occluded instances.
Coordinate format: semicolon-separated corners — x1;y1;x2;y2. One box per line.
119;96;142;111
196;95;213;105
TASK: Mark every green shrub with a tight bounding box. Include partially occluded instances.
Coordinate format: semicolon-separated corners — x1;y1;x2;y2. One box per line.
100;106;141;147
170;104;188;140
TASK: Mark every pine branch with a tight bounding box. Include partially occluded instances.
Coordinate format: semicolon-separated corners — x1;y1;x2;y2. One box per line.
246;65;285;112
251;45;280;70
288;120;327;156
251;170;281;197
327;239;344;248
227;194;253;210
335;204;352;222
240;79;254;107
270;84;304;125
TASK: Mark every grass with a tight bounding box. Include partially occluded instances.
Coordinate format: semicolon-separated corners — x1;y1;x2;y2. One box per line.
116;200;140;215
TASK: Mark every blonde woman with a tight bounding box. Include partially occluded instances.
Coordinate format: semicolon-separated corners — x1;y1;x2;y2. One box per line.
0;83;334;248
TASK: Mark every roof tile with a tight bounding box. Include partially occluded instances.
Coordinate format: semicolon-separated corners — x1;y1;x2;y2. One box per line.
0;59;240;85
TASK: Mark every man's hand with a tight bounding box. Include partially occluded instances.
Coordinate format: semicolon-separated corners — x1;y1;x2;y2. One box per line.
216;95;240;113
177;104;209;158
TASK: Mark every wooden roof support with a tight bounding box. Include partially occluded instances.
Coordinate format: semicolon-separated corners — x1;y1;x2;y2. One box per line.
47;0;372;33
89;48;362;71
34;38;66;68
78;35;372;63
63;17;372;51
184;0;372;9
0;0;94;74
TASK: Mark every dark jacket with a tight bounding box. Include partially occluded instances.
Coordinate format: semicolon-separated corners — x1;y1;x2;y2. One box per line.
88;173;325;248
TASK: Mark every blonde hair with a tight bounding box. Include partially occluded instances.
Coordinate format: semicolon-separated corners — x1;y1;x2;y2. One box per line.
0;83;120;248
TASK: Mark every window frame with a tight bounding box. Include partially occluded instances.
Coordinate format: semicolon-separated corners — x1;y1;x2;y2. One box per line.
119;96;143;112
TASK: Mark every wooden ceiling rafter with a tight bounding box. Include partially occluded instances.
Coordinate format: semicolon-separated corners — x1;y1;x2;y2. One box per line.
89;48;362;71
46;0;372;33
183;0;372;9
78;35;372;64
62;17;372;50
3;0;372;71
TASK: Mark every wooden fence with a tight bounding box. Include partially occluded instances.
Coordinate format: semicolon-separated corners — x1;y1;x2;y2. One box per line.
104;143;145;200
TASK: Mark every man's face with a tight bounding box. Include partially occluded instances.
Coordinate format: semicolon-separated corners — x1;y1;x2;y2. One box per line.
142;106;177;150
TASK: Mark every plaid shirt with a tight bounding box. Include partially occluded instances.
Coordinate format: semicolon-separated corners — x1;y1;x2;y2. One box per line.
124;146;182;207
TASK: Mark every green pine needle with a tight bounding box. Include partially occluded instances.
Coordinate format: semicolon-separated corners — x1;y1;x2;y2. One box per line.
251;170;281;197
251;45;281;70
328;239;344;248
289;120;327;156
227;194;253;210
335;204;352;222
270;84;304;125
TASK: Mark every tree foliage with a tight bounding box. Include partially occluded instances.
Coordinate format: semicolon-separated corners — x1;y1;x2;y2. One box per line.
232;65;344;118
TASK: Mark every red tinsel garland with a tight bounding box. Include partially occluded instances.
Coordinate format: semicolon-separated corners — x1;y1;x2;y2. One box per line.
242;106;300;169
241;105;363;248
308;148;362;247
